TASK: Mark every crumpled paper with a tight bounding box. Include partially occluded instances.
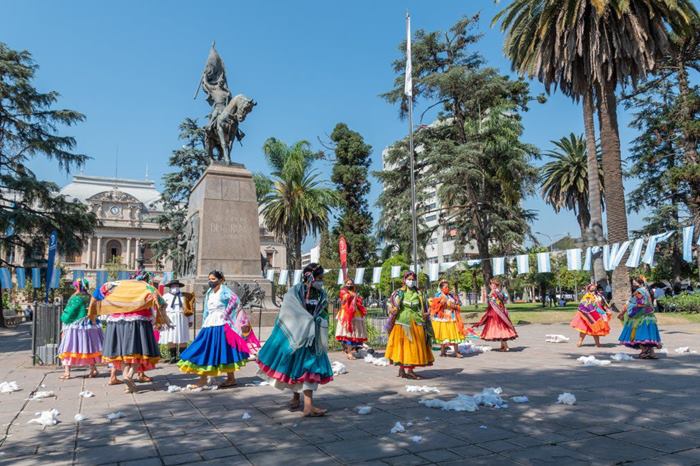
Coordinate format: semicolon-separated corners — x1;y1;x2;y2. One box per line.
390;421;406;433
28;409;60;426
331;361;348;375
557;393;576;405
406;385;440;394
0;381;20;393
545;334;570;343
419;387;507;412
577;356;611;366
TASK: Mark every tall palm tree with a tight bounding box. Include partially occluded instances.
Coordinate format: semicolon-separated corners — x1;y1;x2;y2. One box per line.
259;139;339;272
494;0;698;307
540;133;604;238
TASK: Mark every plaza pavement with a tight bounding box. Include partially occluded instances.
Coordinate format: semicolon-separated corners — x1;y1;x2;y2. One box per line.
1;321;700;466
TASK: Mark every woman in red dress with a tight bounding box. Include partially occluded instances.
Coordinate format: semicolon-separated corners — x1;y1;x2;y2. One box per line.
473;278;518;351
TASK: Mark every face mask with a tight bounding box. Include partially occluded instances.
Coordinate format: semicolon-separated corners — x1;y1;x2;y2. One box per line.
208;280;219;289
170;287;181;295
405;280;415;288
441;286;449;294
312;281;324;290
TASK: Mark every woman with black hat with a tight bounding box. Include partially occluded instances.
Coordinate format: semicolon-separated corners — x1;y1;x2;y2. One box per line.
160;279;195;363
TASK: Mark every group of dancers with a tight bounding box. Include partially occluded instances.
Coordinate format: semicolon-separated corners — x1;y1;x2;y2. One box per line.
56;263;662;416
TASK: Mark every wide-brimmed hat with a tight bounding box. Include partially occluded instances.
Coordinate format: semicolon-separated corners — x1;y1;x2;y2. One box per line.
164;279;185;288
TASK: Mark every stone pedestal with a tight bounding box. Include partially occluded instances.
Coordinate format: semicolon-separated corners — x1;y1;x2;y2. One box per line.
182;162;277;325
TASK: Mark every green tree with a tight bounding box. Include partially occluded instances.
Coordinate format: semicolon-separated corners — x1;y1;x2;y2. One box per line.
326;123;376;267
259;139;340;272
380;16;539;285
540;133;604;238
494;0;699;308
152;118;208;271
0;43;98;326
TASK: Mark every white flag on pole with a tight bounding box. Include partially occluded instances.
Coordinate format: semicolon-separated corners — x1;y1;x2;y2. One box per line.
265;268;275;282
277;270;288;286
537;252;551;273
428;263;440;281
372;267;382;284
404;14;412;97
492;257;505;276
642;231;674;266
608;241;630;270
626;239;644;268
354;268;366;285
683;225;695;262
292;269;302;286
337;269;345;285
391;265;401;279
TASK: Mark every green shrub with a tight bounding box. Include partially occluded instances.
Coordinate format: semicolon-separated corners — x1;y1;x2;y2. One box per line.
658;292;700;313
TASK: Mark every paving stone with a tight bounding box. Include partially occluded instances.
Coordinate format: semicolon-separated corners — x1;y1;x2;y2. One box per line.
319;437;410;463
500;444;593;465
609;429;700;453
163;452;203;465
417;449;461;462
120;458;163;466
561;436;662;463
381;453;431;465
200;447;241;460
247;446;333;466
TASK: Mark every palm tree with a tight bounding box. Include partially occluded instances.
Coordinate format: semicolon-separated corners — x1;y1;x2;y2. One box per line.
494;0;698;307
540;133;604;238
259;139;339;272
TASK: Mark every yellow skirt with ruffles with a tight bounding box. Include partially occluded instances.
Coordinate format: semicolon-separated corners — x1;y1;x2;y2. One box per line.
432;320;464;344
385;321;434;367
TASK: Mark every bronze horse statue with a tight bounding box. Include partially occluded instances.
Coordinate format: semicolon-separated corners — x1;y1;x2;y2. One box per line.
205;94;256;164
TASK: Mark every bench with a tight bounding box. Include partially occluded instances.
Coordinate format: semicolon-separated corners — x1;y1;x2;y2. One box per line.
2;313;24;327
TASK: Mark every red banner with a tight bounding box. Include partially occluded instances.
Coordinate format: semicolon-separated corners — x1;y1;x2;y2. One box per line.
339;235;348;281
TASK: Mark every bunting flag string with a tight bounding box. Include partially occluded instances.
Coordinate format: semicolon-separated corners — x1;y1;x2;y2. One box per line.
516;254;529;274
372;267;382;284
626;238;645;268
15;268;26;289
354;267;366;285
566;249;582;271
492;257;505;276
683;225;695;263
536;252;551;273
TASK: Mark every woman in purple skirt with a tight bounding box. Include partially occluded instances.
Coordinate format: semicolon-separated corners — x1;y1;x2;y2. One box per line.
58;279;104;379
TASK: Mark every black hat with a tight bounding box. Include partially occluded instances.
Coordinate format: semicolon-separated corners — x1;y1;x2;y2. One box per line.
165;279;185;288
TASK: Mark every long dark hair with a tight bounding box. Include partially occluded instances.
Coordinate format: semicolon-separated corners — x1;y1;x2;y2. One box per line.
209;270;225;281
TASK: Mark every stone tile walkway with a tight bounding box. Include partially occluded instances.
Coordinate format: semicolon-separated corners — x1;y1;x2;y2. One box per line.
2;321;700;465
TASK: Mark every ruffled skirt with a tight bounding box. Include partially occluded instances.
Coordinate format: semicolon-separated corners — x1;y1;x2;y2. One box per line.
570;311;610;336
257;324;333;391
479;311;518;341
335;317;368;345
178;324;249;376
385;321;434;368
160;311;190;345
619;314;662;349
103;319;160;371
432;320;464;344
58;318;104;366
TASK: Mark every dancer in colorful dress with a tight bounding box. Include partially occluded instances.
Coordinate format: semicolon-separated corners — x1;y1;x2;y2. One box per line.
160;279;195;363
385;271;434;379
257;263;333;417
335;278;368;360
571;283;612;347
231;300;261;357
58;279;103;379
474;278;518;351
430;279;466;357
90;272;169;393
618;276;662;359
178;271;249;388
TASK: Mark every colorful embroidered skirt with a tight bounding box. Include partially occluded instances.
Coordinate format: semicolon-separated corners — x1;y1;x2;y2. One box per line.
432;320;464;344
102;319;160;371
385;320;434;368
619;314;662;349
58;318;103;366
335;317;368;345
479;311;518;341
257;324;333;391
178;324;249;376
570;311;610;336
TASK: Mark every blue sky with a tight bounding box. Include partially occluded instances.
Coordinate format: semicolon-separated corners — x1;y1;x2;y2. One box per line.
5;0;651;249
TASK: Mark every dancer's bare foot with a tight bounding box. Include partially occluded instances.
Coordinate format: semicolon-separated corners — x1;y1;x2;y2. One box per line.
59;373;71;380
397;368;406;378
302;406;327;417
108;378;123;385
136;374;153;383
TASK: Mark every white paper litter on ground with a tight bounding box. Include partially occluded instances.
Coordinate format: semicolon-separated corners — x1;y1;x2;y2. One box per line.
167;385;182;393
410;435;423;443
0;381;20;393
356;406;372;415
331;361;348;375
458;342;492;355
406;385;440;394
245;380;271;387
28;391;55;400
658;348;669;354
419;387;507;412
364;354;390;366
74;414;87;423
557;393;576;405
545;334;570;343
106;411;125;421
79;391;94;398
28;409;60;426
241;411;252;420
390;421;406;433
511;396;529;403
480;425;488;429
577;356;611;366
675;347;691;354
611;353;634;361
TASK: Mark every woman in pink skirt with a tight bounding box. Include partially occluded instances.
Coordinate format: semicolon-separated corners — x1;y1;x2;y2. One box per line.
58;279;103;379
473;278;518;351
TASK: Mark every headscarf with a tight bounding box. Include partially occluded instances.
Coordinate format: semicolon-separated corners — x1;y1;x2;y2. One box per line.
73;278;90;294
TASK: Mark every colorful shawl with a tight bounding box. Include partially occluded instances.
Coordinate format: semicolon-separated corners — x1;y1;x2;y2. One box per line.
480;290;516;332
338;288;367;333
277;283;329;356
430;291;469;336
203;285;236;321
626;287;654;318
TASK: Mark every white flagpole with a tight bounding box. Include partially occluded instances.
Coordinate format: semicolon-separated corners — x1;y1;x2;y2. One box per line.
405;12;419;286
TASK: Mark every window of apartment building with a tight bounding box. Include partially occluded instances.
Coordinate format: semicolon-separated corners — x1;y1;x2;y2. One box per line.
442;254;453;262
425;214;437;222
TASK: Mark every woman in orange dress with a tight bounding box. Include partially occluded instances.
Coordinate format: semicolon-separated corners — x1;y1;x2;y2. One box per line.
570;284;612;347
473;278;518;351
430;279;466;357
335;278;368;360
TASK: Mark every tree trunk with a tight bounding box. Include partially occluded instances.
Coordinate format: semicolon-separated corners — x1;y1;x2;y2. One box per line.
476;232;492;286
583;90;607;284
597;80;630;310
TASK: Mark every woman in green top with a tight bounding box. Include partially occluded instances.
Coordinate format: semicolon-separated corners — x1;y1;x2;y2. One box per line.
57;279;104;379
385;271;434;379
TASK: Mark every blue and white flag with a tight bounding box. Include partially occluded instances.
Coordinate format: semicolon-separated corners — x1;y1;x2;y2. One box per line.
390;265;401;279
337;269;344;285
428;263;440;282
117;271;130;280
625;239;644;268
372;267;382;285
354;268;366;285
466;259;481;267
603;245;611;271
566;249;582;271
642;231;674;266
492;257;505;276
608;241;630;270
515;254;529;275
265;268;275;282
50;268;61;289
32;268;41;288
536;252;551;273
161;271;173;284
440;261;458;272
45;230;57;302
683;225;695;263
0;268;11;289
277;269;288;286
292;269;302;286
72;270;85;281
404;14;413;97
15;268;26;289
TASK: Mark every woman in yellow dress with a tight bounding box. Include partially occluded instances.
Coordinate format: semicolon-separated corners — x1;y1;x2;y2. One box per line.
385;271;434;379
430;279;466;357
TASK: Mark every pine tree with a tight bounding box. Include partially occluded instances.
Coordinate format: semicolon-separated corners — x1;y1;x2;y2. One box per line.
327;123;376;267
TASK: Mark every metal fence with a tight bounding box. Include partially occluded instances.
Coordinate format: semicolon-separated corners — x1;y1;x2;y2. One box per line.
32;302;62;366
